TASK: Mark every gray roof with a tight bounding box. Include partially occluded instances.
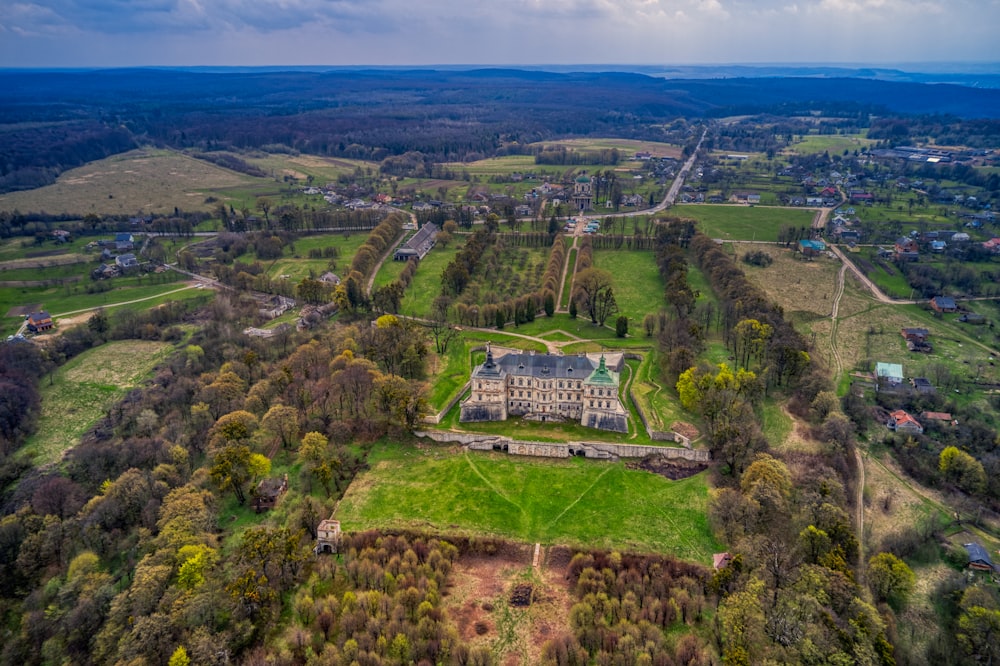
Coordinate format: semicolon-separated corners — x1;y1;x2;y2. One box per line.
473;351;596;380
965;543;995;567
934;296;957;309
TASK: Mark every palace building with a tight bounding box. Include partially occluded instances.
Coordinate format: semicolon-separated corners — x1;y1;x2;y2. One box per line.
460;346;628;433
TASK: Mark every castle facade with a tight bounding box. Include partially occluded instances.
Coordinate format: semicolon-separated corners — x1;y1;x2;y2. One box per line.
459;346;628;433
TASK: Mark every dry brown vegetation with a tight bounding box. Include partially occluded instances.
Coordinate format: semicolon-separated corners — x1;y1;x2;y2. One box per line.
443;547;574;665
0;148;259;215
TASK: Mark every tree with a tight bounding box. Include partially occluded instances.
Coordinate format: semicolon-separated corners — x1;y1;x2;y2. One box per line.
867;552;915;607
957;606;1000;664
568;298;577;319
939;446;987;494
573;267;617;324
209;444;270;505
299;431;340;496
615;315;628;338
168;646;191;666
642;313;657;337
262;404;299;450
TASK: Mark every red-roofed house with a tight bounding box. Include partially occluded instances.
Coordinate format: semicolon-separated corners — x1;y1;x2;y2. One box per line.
888;410;923;435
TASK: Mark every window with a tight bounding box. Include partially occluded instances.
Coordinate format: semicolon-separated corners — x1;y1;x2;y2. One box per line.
559;381;563;388
577;382;581;389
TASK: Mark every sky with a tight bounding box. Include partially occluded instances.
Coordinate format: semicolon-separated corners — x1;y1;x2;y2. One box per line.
1;0;998;69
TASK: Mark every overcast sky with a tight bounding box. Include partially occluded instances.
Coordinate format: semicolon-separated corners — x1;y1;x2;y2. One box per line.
1;0;998;69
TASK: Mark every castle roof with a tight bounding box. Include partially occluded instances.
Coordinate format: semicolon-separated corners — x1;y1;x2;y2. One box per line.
585;355;617;386
474;350;597;380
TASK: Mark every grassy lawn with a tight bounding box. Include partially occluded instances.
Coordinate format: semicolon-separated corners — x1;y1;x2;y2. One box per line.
786;133;873;155
629;350;696;436
592;249;663;323
337;440;721;561
21;340;173;466
0;148;263;215
672;204;815;242
400;244;462;317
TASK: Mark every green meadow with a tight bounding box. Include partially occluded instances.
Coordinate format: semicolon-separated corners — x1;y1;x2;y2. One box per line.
337;440;721;562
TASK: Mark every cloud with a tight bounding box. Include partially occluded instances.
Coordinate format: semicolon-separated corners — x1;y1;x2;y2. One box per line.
0;0;997;66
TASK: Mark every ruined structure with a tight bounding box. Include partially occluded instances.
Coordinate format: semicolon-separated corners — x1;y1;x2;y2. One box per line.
460;345;628;433
315;519;342;555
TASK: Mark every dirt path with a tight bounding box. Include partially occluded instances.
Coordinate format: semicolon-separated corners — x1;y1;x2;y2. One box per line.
555;234;579;314
855;447;866;571
52;283;202;318
829;262;847;378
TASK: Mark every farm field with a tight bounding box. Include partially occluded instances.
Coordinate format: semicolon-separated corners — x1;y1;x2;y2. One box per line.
530;138;682;158
242;152;374;184
21;340;172;466
0;148;263;215
336;440;720;561
672;204;815;241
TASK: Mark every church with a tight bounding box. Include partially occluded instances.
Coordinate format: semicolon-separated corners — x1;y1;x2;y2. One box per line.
460;345;628;433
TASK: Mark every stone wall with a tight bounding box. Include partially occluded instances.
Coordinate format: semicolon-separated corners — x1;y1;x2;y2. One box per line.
414;431;710;462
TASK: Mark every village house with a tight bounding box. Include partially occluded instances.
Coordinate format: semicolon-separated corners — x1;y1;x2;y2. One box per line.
253;474;288;513
901;327;932;352
911;377;936;394
116;253;139;270
874;362;904;391
798;239;826;257
931;296;958;313
460;346;628;433
887;409;923;435
319;272;340;285
25;311;54;333
964;543;996;573
894;237;919;262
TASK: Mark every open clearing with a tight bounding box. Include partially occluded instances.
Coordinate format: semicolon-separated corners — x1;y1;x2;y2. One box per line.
22;340;172;466
337;441;721;562
0;148;261;215
673;204;815;242
444;547;573;666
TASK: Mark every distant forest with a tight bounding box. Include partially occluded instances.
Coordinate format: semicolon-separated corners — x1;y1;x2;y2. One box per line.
3;68;1000;193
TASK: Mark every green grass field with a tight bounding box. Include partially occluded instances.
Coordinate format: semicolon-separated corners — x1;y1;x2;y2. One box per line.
21;340;173;466
337;440;721;561
786;133;873;155
0;274;202;336
592;249;663;322
399;244;462;317
672;204;816;242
